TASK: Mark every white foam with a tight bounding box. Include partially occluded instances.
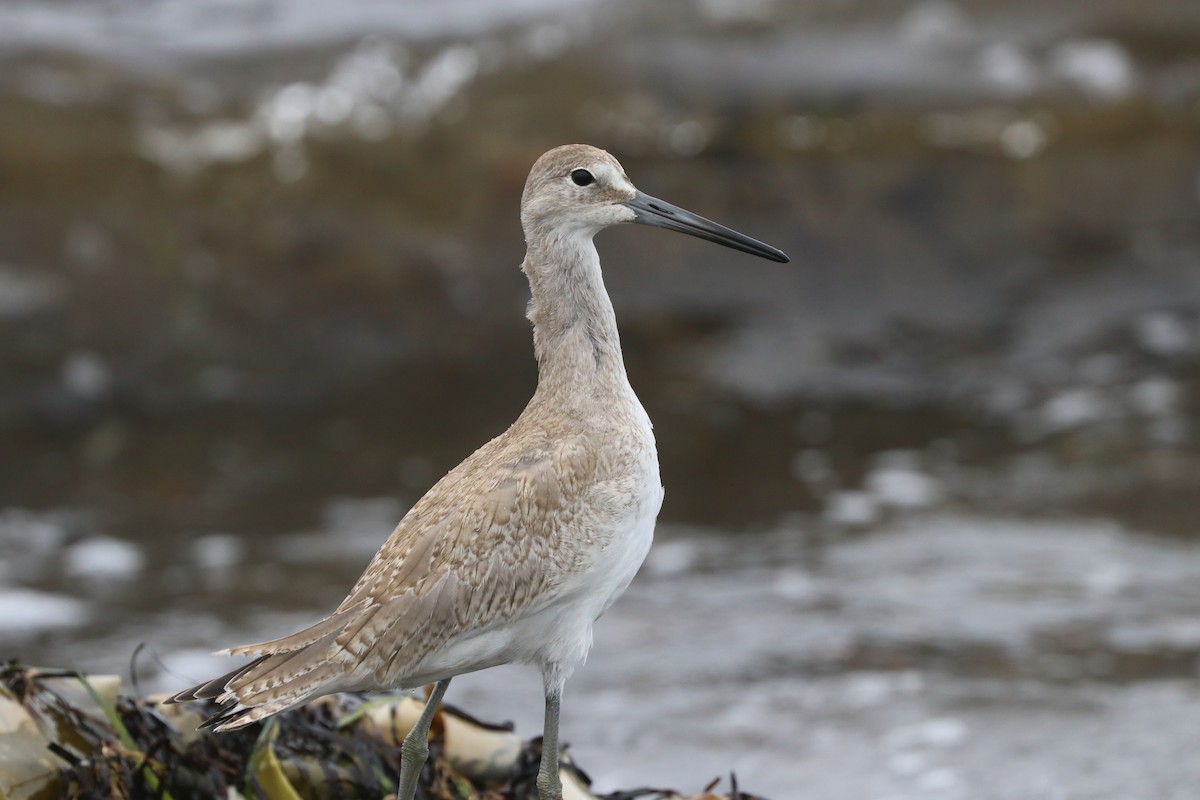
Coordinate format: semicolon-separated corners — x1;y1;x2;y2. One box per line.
1049;38;1137;99
0;0;602;58
866;467;941;508
0;264;63;318
60;351;112;400
64;536;146;581
0;588;88;633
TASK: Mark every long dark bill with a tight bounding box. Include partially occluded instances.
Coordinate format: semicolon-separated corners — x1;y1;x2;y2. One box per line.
624;191;789;263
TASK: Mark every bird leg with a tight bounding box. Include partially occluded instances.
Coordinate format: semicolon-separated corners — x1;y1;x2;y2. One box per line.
536;686;564;800
396;678;451;800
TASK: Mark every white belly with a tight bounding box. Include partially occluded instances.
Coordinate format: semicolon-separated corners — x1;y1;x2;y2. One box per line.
408;453;663;688
591;474;663;617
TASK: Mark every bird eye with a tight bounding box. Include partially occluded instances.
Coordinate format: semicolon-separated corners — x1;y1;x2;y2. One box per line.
570;168;595;187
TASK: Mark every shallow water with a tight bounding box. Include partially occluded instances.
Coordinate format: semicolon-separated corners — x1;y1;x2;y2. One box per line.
7;508;1200;797
2;0;1200;796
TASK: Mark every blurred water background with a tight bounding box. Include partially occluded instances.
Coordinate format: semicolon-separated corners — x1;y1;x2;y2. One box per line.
2;0;1200;796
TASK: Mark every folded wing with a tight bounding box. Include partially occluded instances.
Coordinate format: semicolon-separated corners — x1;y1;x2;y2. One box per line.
166;430;597;731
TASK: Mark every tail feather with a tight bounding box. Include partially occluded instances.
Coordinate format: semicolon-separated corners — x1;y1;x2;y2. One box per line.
164;657;267;705
224;632;346;706
163;606;377;731
202;659;348;731
197;701;252;731
216;603;365;659
170;650;341;732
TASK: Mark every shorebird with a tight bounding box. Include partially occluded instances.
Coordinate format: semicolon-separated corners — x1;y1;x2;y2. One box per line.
167;144;788;800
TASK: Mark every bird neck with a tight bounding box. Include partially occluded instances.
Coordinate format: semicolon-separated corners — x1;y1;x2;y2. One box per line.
522;231;631;408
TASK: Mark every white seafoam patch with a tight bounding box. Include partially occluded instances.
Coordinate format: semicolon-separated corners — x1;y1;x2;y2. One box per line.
0;263;63;318
0;0;602;58
64;536;146;581
0;588;88;634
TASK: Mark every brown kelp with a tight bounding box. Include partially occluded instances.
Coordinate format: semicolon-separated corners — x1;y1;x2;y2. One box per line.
0;663;764;800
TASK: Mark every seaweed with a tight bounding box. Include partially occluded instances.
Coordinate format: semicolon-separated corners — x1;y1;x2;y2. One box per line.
0;662;766;800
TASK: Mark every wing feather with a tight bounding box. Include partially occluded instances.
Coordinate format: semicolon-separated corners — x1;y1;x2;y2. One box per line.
171;428;601;729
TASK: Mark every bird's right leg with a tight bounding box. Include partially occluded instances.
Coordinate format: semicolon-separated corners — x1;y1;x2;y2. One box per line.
396;678;451;800
536;685;564;800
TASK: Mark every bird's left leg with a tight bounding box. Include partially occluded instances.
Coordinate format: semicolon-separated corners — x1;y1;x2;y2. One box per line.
396;678;451;800
536;684;564;800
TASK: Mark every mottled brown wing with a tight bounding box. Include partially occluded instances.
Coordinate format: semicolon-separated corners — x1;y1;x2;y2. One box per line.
333;431;598;680
186;430;597;728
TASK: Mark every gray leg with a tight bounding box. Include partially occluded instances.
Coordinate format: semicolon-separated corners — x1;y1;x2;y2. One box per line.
396;678;451;800
536;687;563;800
